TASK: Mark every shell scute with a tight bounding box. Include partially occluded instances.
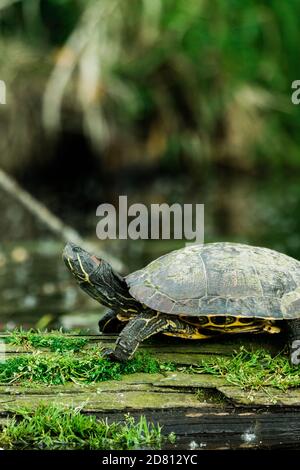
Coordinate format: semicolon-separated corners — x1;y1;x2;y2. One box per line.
126;243;300;319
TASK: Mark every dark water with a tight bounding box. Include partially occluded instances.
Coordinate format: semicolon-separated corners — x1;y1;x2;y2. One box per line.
1;173;300;331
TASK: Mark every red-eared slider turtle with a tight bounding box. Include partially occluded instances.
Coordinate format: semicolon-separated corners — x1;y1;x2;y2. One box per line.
63;242;300;364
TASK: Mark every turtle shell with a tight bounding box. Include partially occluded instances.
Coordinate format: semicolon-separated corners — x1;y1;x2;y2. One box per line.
125;243;300;320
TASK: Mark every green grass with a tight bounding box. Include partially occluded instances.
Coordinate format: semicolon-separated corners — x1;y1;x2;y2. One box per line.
0;403;173;450
6;329;88;353
192;347;300;391
2;330;300;391
0;348;175;385
1;344;298;391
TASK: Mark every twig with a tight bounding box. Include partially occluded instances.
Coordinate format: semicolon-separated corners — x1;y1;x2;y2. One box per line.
0;168;124;272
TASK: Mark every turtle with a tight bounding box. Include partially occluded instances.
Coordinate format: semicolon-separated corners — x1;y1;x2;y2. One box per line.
62;242;300;364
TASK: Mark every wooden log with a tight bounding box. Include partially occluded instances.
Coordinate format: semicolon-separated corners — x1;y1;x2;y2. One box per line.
0;332;298;449
0;332;284;355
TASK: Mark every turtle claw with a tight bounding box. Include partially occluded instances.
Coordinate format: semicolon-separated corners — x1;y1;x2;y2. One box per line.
101;347;128;362
101;348;117;361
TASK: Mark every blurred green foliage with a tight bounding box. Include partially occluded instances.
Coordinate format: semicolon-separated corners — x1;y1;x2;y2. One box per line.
1;0;300;170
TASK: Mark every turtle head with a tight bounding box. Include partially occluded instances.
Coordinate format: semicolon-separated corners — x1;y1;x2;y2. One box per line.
63;243;139;314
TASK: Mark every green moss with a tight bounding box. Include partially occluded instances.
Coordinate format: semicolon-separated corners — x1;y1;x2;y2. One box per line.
0;348;175;385
191;347;300;391
2;330;299;391
6;329;88;353
195;388;227;405
0;403;171;450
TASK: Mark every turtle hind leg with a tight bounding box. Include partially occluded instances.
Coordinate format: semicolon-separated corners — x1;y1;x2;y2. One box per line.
102;311;199;362
98;309;122;333
281;290;300;365
286;319;300;366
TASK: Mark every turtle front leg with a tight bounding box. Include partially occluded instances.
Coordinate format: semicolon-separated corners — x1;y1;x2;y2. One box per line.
287;319;300;366
102;311;197;362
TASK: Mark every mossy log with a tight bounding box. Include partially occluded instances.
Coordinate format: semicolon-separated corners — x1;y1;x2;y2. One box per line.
0;332;299;449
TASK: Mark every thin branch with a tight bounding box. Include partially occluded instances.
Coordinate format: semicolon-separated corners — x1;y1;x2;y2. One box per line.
0;168;124;272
